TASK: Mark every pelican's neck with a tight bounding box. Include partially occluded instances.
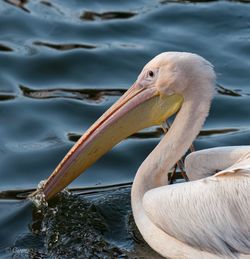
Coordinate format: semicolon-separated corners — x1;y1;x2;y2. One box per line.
132;87;213;201
131;84;214;258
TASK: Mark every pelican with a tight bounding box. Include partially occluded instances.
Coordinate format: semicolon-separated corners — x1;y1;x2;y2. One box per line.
33;52;250;258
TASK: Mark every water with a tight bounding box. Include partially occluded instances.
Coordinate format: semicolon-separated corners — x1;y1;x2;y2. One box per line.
0;0;250;258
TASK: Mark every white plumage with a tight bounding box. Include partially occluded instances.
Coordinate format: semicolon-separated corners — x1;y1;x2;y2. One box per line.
131;53;250;258
143;148;250;257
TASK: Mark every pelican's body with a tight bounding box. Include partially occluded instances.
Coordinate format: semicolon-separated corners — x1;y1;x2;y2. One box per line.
134;146;250;259
35;52;250;258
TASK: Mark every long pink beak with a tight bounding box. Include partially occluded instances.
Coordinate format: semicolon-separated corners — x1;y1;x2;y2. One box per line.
38;83;183;200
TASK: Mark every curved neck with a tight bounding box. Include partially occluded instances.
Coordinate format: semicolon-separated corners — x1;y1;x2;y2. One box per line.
132;88;213;201
131;85;214;258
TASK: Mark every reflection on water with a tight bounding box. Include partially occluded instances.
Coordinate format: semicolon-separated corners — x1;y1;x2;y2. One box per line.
1;0;250;257
80;11;137;21
20;85;126;103
33;41;97;51
0;94;16;101
0;43;13;52
216;84;243;97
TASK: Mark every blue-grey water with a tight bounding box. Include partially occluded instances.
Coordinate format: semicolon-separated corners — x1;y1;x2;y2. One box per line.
0;0;250;258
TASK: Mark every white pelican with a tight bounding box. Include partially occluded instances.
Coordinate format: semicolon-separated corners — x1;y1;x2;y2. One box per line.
35;52;250;258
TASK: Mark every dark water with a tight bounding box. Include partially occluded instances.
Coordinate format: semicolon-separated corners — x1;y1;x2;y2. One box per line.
0;0;250;258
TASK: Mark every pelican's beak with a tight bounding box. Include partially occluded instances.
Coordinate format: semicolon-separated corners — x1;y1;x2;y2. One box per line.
41;84;183;200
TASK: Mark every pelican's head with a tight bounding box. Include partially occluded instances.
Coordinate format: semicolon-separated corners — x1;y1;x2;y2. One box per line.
40;52;215;200
143;52;214;96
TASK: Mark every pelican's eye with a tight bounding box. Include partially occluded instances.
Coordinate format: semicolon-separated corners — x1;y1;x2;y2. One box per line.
146;68;159;80
148;70;154;77
137;68;158;87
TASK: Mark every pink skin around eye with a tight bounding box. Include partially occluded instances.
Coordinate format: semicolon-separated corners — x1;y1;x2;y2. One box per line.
137;68;158;88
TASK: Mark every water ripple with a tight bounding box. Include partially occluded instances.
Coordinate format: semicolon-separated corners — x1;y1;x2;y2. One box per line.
0;94;16;101
19;84;248;101
216;84;242;97
19;85;126;103
0;44;13;52
4;0;29;13
68;127;239;142
33;41;97;51
80;11;137;21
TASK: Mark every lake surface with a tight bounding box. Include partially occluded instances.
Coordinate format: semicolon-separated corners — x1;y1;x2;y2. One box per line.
0;0;250;258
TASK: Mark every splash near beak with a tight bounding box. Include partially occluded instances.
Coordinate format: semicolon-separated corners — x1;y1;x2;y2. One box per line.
40;84;183;200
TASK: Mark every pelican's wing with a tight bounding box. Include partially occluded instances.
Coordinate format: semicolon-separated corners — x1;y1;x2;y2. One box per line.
185;146;250;180
142;172;250;257
215;153;250;177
